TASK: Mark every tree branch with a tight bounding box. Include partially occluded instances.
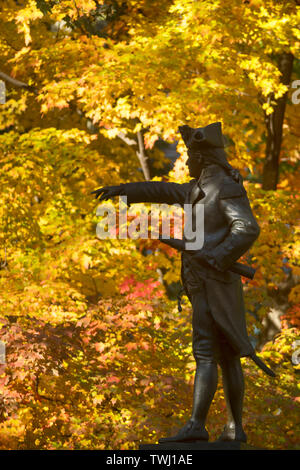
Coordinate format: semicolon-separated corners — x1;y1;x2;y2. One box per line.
0;71;37;93
118;130;151;181
35;375;66;404
117;132;137;146
136;130;151;181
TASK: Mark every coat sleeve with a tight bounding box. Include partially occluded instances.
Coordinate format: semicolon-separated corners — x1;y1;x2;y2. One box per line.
120;180;193;207
205;181;260;271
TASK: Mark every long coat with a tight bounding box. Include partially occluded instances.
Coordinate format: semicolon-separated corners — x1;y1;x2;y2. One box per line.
119;166;275;375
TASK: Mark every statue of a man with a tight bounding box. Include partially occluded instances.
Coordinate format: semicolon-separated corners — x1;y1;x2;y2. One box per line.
92;122;274;444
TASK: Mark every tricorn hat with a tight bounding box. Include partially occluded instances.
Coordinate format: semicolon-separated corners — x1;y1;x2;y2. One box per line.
178;122;226;151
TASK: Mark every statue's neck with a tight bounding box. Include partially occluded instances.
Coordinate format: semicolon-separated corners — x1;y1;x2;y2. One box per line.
196;163;226;181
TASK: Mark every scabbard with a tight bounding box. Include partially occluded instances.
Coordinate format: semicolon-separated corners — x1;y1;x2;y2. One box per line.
229;262;256;280
159;237;256;280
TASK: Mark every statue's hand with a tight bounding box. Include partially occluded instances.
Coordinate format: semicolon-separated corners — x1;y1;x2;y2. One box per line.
91;185;124;201
192;249;224;272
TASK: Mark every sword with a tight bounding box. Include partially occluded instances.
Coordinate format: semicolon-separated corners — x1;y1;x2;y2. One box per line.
158;237;256;280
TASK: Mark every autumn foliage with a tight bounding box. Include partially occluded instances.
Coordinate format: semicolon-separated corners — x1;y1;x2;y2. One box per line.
0;0;299;450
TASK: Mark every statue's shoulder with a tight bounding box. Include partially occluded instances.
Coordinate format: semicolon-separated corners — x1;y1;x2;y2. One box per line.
184;178;198;189
218;176;246;200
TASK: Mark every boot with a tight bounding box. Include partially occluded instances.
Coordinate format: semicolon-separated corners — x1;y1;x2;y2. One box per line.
217;423;247;442
159;361;218;443
216;355;247;442
158;420;209;443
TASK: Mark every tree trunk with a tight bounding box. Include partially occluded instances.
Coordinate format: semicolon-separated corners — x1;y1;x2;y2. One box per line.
118;129;151;181
262;52;294;190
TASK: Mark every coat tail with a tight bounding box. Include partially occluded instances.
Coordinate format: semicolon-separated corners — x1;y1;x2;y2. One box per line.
250;353;276;377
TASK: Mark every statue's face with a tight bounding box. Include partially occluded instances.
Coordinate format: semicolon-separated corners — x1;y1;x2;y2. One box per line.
186;152;203;178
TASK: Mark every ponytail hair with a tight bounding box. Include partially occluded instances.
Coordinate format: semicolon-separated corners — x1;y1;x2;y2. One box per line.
193;147;243;185
227;167;243;184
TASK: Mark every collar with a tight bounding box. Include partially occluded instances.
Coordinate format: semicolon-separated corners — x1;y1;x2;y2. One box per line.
198;164;226;183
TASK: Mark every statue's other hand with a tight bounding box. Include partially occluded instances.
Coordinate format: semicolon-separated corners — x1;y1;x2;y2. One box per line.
192;249;224;272
90;185;123;201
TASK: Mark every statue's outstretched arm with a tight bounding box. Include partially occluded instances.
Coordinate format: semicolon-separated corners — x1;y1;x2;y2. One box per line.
91;180;194;207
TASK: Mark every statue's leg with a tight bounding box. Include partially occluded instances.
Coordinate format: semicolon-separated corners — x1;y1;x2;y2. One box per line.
159;281;217;443
217;343;247;442
190;288;218;429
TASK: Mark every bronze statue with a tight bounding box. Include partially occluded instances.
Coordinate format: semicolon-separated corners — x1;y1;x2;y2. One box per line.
92;122;275;444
